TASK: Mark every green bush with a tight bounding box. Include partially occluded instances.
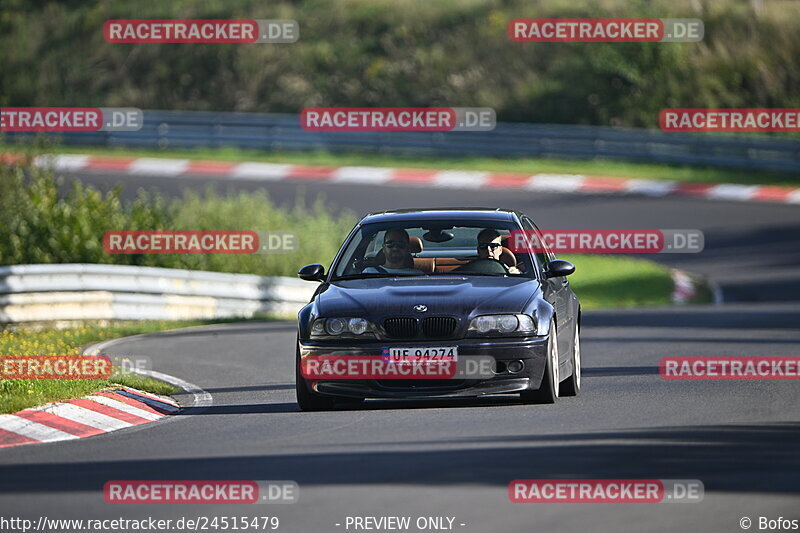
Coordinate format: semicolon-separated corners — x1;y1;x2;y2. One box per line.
0;157;356;275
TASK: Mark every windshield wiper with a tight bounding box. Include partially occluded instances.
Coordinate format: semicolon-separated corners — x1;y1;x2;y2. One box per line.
444;272;508;277
332;273;425;281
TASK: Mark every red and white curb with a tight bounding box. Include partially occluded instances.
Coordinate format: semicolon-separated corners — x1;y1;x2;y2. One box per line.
84;335;213;411
0;332;213;449
3;153;798;205
0;386;179;449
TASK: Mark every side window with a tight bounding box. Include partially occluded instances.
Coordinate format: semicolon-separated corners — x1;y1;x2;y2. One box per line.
521;216;549;273
365;231;383;257
334;228;378;276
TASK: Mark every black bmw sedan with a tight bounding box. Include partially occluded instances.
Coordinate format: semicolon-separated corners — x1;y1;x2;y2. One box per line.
295;208;580;410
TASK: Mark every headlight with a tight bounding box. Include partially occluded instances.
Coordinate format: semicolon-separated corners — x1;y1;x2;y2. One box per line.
516;314;535;331
311;319;326;336
474;316;495;333
311;317;375;338
468;314;535;335
497;315;519;332
326;317;347;335
348;318;368;335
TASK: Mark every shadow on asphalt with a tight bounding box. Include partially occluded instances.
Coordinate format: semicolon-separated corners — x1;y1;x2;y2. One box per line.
178;396;525;415
584;308;800;330
189;366;659;399
1;423;798;494
198;384;296;393
589;337;800;344
582;366;659;376
140;322;295;340
179;364;657;412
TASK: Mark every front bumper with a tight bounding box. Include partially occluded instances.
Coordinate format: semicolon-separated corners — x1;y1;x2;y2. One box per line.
298;336;549;399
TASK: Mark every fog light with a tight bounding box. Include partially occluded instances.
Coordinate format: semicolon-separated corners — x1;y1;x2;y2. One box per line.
507;360;524;373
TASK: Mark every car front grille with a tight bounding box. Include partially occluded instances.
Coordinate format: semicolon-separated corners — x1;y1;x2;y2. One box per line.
383;317;418;338
422;317;457;338
383;317;458;339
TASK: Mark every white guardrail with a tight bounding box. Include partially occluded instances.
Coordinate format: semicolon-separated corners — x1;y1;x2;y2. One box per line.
0;264;316;323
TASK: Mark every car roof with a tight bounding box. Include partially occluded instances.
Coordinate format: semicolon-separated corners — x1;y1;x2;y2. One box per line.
360;208;519;225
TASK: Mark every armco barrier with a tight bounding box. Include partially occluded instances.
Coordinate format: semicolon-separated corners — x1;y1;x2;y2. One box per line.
0;264;316;323
5;110;800;174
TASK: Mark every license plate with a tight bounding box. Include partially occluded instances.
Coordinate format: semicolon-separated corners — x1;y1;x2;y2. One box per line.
382;346;458;364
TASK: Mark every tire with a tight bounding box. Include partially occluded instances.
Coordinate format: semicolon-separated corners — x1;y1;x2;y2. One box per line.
295;342;337;411
560;321;581;397
520;319;559;404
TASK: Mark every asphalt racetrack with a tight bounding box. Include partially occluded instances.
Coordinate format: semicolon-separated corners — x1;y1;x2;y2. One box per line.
1;167;798;532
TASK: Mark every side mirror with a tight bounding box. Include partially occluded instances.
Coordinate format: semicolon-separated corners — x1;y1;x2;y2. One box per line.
298;264;325;282
545;259;575;278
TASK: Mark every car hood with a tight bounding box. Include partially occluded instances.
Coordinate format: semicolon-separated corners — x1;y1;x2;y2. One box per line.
316;276;540;318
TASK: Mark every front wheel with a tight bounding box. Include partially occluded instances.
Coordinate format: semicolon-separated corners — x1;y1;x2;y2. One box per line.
520;319;559;404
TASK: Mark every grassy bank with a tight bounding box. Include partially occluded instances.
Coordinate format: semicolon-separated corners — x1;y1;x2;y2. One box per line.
564;254;683;309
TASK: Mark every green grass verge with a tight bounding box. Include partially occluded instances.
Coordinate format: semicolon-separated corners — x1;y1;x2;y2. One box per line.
2;143;798;187
564;254;689;310
0;320;222;414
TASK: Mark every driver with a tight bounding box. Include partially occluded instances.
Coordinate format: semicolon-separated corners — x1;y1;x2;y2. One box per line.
471;228;520;273
362;229;424;275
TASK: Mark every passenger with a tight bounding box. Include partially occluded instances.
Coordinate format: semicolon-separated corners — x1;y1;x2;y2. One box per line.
472;228;520;274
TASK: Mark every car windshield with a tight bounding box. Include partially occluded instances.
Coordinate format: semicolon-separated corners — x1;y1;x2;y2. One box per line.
331;220;535;280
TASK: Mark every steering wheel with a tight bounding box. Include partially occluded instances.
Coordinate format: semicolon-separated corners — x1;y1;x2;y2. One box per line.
452;258;509;274
349;257;369;274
